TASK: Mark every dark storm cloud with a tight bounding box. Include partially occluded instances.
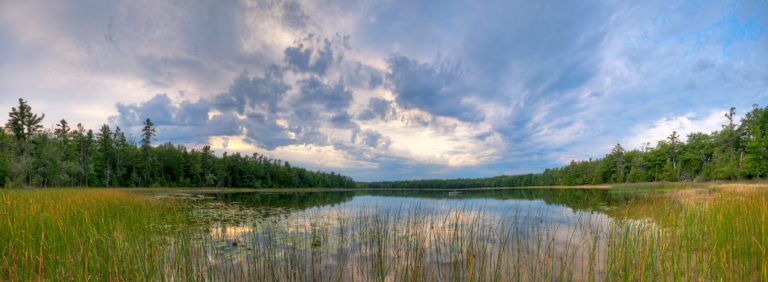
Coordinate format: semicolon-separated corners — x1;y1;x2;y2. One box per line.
110;65;296;147
283;44;312;73
385;55;484;122
283;39;336;76
114;94;177;126
295;77;352;112
358;129;390;149
311;40;334;76
330;112;358;129
357;97;394;121
241;112;296;149
153;113;242;143
110;35;357;150
241;112;329;149
111;93;241;142
211;68;290;115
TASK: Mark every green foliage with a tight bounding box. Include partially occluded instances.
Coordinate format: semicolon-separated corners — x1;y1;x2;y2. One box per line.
0;101;355;189
0;189;194;280
140;118;155;149
739;105;768;179
2;98;766;189
367;105;768;188
6;98;44;140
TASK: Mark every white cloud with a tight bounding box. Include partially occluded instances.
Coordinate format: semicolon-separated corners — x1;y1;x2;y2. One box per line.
207;136;377;169
357;104;504;167
622;109;730;150
1;0;765;181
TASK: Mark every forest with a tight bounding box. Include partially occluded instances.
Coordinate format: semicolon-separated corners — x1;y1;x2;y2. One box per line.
2;98;766;189
0;98;356;188
363;105;768;189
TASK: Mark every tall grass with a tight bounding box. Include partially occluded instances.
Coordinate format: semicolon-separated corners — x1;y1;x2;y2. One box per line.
189;204;607;281
605;184;768;281
0;188;197;280
1;184;766;281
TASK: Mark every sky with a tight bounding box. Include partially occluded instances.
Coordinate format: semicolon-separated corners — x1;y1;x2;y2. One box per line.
0;0;766;181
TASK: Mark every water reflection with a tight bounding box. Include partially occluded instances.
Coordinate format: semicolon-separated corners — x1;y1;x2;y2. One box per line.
190;188;637;218
148;188;648;280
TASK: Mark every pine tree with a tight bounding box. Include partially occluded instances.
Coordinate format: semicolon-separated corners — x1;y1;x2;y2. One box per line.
141;118;156;149
97;124;114;186
6;98;44;140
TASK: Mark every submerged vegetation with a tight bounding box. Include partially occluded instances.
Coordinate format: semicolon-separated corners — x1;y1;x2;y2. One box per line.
2;184;766;281
0;98;355;189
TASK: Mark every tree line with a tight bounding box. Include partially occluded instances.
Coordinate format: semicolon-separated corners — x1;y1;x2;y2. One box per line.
363;105;768;188
0;98;355;188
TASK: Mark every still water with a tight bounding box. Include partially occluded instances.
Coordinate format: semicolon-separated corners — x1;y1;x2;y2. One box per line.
151;188;647;281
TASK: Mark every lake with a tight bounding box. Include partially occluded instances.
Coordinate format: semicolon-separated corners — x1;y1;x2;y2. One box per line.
4;185;765;280
147;188;647;281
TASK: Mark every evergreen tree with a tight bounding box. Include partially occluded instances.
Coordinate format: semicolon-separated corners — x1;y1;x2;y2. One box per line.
740;105;768;180
97;124;114;186
4;98;766;190
141;118;156;149
6;98;44;140
55;119;70;140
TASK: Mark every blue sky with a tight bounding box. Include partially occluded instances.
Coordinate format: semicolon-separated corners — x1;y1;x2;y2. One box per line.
0;0;766;181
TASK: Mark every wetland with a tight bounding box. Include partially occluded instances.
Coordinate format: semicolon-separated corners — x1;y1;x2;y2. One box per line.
2;183;767;281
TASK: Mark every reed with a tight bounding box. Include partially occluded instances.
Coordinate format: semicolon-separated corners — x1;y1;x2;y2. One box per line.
1;184;766;281
0;188;195;280
605;183;768;281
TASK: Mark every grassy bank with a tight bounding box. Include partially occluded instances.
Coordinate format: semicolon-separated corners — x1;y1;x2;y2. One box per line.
1;184;766;281
0;188;198;280
605;183;768;281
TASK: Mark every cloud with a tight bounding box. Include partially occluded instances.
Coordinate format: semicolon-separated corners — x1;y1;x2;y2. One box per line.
108;35;358;151
240;112;296;149
113;93;177;126
329;111;358;129
3;0;767;181
358;129;391;149
211;67;290;115
357;97;394;121
281;1;310;30
385;55;484;122
283;44;312;73
622;110;731;150
295;76;352;112
110;93;241;143
283;38;336;76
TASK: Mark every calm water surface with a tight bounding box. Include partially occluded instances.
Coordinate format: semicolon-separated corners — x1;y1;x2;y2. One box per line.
149;188;649;280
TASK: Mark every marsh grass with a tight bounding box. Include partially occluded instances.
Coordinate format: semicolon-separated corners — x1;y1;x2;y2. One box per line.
0;188;200;280
2;184;767;281
605;184;768;281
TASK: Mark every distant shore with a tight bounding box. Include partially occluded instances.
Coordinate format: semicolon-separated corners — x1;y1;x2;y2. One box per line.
112;181;768;193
